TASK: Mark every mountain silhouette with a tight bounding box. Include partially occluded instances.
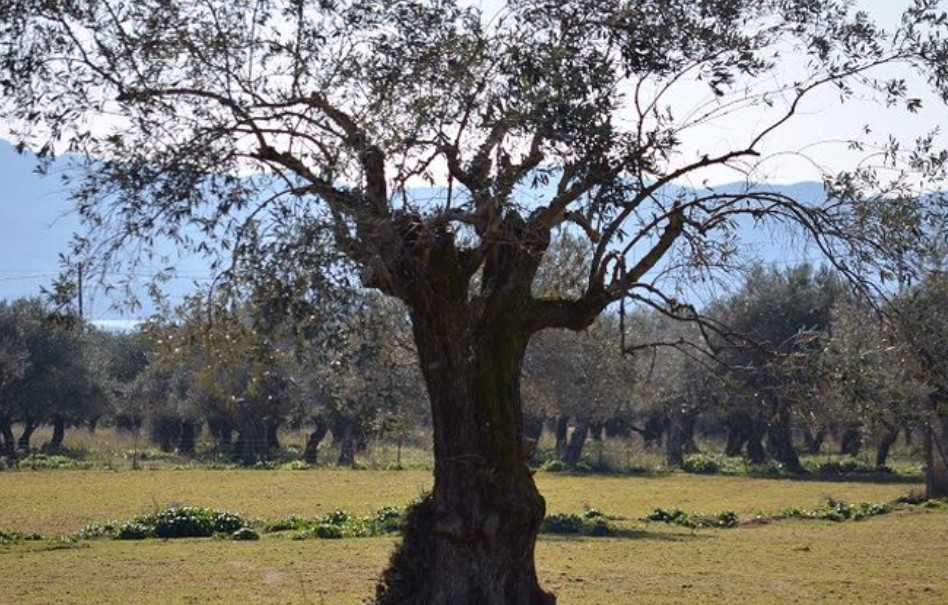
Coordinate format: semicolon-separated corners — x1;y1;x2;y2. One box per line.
1;138;829;322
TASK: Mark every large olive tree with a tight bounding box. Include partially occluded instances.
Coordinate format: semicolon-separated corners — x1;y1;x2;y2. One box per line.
3;1;948;602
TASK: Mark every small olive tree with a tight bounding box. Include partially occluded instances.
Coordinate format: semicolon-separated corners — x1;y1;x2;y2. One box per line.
893;273;948;497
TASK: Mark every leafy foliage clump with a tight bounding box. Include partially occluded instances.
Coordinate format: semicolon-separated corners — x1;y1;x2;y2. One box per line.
18;453;95;470
116;522;151;540
540;509;617;536
895;493;948;509
811;460;892;475
681;455;721;475
373;506;406;534
263;515;311;533
0;528;43;544
539;513;586;534
75;507;250;540
780;499;893;522
272;506;407;540
643;507;739;529
145;507;247;538
231;527;260;541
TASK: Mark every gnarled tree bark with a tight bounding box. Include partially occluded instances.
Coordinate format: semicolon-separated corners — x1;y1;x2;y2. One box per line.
925;410;948;498
374;257;554;603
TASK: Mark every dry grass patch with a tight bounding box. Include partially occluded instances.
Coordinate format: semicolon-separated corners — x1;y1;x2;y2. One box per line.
0;469;943;604
536;473;917;518
1;511;945;604
0;469;922;534
0;470;431;534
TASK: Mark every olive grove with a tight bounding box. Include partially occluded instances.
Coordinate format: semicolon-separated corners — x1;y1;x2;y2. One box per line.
3;1;948;602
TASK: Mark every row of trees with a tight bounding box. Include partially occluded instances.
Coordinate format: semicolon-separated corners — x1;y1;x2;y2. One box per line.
521;261;948;486
0;299;98;454
0;293;429;466
3;256;947;498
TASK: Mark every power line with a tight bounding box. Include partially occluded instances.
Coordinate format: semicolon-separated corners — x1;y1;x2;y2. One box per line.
0;273;59;282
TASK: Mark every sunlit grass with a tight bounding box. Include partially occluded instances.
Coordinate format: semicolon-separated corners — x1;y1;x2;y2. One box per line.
0;469;944;604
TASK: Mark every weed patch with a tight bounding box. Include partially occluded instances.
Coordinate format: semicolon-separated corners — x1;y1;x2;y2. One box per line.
75;507;250;540
264;506;407;540
540;509;618;536
0;528;43;544
643;507;738;529
779;498;894;522
681;454;722;475
810;459;892;475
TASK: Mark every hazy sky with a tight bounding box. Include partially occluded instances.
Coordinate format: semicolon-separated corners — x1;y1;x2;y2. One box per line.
1;1;942;316
2;0;944;186
465;0;946;186
632;0;944;186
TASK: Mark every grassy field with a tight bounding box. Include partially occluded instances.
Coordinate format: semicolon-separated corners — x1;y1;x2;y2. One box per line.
0;469;945;604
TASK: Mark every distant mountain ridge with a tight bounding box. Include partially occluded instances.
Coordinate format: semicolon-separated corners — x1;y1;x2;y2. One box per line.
0;141;82;303
0;138;827;320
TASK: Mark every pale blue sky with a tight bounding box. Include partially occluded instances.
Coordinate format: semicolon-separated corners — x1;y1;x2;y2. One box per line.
1;0;944;319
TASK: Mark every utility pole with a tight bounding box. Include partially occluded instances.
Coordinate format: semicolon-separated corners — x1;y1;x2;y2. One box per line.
76;261;83;322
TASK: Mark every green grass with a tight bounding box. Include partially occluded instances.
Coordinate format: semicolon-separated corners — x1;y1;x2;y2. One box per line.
0;469;432;534
0;469;945;603
0;469;923;534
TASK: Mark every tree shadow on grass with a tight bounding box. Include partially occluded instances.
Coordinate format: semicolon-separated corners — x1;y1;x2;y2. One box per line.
540;528;712;543
743;472;922;485
555;469;923;486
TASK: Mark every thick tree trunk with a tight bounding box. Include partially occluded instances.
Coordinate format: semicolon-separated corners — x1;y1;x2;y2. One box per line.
724;412;751;457
521;414;543;465
46;413;66;451
680;412;700;455
374;301;552;605
178;421;197;455
925;414;948;498
563;419;589;467
746;432;767;465
0;415;16;468
334;417;356;467
151;418;181;452
0;415;14;457
874;423;899;469
728;413;767;464
266;421;281;451
216;420;233;446
724;427;745;457
802;426;826;455
666;406;699;468
589;422;603;442
17;416;39;450
302;418;329;464
553;415;569;458
839;426;862;456
642;414;666;449
767;404;802;473
665;413;685;469
233;423;268;465
522;414;543;443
